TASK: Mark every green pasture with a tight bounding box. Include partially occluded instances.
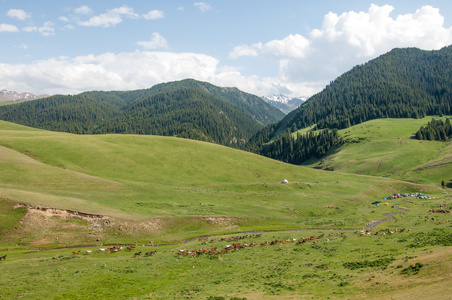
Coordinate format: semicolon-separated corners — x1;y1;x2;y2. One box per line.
1;120;443;246
1;195;451;299
307;117;452;185
0;119;451;299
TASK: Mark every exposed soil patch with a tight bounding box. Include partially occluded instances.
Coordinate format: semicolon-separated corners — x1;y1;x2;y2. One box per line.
201;216;238;229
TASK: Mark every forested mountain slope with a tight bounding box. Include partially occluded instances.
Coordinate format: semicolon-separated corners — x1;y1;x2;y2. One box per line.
95;88;262;145
248;45;452;163
0;79;283;145
144;79;285;125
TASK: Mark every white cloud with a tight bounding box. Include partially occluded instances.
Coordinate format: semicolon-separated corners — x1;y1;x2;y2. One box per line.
0;23;19;32
0;51;215;95
74;5;93;15
194;2;212;13
229;43;262;59
137;33;169;50
229;4;452;96
59;16;70;22
7;9;30;20
262;34;310;59
0;50;283;97
23;21;55;36
79;5;139;27
143;10;164;20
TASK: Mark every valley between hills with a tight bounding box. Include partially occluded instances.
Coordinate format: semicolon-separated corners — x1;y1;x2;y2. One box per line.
0;46;451;299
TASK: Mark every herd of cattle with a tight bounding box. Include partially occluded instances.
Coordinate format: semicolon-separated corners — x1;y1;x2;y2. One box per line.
175;229;411;258
2;201;450;262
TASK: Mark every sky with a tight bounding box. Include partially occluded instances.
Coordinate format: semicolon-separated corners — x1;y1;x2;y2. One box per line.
1;1;452;98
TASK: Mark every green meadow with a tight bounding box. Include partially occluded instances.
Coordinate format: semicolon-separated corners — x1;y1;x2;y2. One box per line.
307;117;452;185
0;119;451;299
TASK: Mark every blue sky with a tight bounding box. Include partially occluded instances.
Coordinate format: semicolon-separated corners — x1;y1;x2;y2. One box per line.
1;1;451;97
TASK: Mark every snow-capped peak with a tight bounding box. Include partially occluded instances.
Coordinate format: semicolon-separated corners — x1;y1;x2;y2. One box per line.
261;94;308;114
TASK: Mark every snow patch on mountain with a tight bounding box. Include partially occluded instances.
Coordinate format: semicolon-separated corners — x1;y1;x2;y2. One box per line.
261;94;307;114
0;89;49;102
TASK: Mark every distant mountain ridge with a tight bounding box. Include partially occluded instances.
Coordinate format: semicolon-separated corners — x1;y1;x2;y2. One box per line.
261;94;307;114
0;79;285;147
0;89;49;102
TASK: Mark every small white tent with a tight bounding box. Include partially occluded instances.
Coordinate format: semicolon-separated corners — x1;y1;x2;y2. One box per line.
282;179;288;184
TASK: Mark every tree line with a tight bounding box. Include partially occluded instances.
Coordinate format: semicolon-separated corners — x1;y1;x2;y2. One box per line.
415;118;451;141
260;129;342;165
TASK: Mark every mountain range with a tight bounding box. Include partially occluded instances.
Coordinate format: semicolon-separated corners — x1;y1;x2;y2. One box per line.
0;89;49;102
0;45;451;165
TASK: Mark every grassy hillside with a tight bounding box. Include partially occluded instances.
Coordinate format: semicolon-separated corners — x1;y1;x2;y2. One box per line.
308;117;452;185
0;120;451;299
0;120;441;246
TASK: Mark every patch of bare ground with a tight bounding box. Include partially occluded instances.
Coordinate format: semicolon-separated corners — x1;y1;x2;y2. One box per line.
201;216;238;230
2;204;162;246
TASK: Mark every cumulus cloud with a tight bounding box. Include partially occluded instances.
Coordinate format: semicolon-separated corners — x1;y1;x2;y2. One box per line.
137;33;169;50
229;43;262;59
23;21;55;36
0;51;215;95
194;2;212;13
79;5;139;27
0;50;283;97
0;23;19;32
74;5;93;15
230;4;452;96
143;10;164;20
7;9;31;20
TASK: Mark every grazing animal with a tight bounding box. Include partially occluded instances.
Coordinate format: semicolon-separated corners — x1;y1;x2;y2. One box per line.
134;251;142;257
126;246;135;251
72;250;80;255
0;254;6;260
86;250;92;254
145;251;157;256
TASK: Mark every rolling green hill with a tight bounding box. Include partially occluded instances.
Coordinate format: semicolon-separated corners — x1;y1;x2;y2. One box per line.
0;79;284;146
307;117;452;186
0;120;451;300
0;120;440;245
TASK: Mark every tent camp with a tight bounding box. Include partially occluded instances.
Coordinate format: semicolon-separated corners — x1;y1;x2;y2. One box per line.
282;179;288;184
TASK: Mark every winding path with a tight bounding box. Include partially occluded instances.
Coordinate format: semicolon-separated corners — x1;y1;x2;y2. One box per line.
34;201;411;251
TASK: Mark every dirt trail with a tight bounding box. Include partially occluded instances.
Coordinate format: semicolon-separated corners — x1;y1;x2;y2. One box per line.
27;201;411;250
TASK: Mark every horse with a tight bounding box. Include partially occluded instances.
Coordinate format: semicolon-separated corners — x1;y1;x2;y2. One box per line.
133;251;142;257
72;250;80;255
0;254;6;260
145;251;157;256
